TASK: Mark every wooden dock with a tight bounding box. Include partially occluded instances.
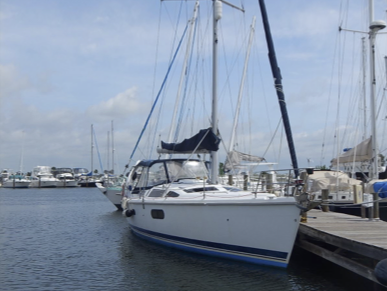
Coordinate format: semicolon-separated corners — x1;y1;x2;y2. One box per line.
296;209;387;287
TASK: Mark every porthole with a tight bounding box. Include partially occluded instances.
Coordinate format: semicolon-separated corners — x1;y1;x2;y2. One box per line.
151;209;165;219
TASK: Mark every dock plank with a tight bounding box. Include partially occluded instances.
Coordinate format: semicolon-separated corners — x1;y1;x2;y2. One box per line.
303;209;387;252
297;209;387;286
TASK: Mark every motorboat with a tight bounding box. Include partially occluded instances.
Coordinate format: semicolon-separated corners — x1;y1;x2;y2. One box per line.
29;166;59;188
1;172;31;188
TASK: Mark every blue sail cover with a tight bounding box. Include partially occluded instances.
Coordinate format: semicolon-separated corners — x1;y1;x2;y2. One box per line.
374;181;387;198
160;128;220;153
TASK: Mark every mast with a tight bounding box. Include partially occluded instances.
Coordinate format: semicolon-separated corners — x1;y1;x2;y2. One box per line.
258;0;299;178
168;1;199;144
228;16;256;153
368;0;386;179
91;124;94;174
111;120;115;174
210;0;244;183
211;0;222;184
19;130;25;173
361;37;367;140
107;130;110;173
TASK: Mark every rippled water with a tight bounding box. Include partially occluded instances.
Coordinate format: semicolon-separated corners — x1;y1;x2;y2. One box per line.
0;187;372;290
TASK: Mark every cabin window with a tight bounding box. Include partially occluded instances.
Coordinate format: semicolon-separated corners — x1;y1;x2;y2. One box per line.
166;191;179;197
151;209;165;219
132;167;147;193
148;163;167;187
182;160;208;179
165;160;208;182
148;189;165;197
184;186;218;193
223;186;242;192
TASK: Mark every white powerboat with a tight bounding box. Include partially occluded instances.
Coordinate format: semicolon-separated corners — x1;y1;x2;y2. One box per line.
1;173;31;188
29;166;59;188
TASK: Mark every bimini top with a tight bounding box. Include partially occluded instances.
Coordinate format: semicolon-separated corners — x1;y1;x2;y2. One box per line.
157;128;220;154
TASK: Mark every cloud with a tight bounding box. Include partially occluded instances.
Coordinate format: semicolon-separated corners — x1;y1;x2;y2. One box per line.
86;87;143;121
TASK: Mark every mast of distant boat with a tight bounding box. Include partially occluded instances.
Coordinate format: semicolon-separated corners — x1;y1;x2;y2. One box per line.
111;120;115;174
228;16;256;155
91;124;94;174
19;130;25;174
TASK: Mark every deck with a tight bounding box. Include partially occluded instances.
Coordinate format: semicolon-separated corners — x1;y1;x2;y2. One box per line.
296;209;387;287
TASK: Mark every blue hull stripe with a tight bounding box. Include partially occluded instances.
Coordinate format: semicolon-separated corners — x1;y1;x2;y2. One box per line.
130;225;289;268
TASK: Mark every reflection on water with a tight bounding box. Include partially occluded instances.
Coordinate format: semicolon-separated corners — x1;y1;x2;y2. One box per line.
0;187;369;290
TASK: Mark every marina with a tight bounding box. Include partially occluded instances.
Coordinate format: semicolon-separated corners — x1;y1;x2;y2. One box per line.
1;0;386;290
0;186;380;291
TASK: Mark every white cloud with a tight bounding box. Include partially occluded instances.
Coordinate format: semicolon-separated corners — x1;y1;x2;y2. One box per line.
86;87;143;121
0;0;385;174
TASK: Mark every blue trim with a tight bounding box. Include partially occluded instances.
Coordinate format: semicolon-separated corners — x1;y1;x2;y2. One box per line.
130;225;288;268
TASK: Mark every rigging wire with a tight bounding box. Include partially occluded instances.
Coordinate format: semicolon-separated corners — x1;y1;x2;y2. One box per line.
123;23;189;172
320;0;344;168
174;7;199;143
147;1;185;158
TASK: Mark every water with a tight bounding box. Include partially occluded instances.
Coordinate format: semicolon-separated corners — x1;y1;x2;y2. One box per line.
0;187;375;291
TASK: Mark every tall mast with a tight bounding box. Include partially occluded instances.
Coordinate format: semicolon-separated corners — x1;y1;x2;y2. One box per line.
211;0;222;184
361;37;367;140
107;130;110;173
368;0;386;179
258;0;299;178
91;124;94;174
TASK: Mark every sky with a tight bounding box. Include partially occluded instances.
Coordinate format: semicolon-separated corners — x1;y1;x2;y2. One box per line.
1;0;387;175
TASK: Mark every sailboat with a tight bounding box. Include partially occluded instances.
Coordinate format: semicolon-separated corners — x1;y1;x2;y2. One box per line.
95;121;126;210
121;0;308;268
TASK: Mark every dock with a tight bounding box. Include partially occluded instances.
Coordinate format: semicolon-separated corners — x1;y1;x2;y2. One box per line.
296;209;387;287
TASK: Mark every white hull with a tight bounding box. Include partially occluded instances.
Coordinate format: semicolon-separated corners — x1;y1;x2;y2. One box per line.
96;183;122;210
125;197;300;267
56;180;79;187
2;180;30;188
30;166;59;188
29;179;58;188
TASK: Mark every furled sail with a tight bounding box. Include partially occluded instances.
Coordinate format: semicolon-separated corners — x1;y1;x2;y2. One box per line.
224;150;265;172
331;137;372;165
157;128;220;154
